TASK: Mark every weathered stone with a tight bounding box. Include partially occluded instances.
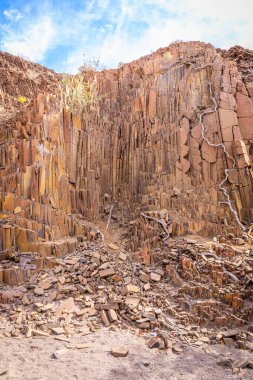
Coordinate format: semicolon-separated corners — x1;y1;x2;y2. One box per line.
223;337;234;346
238;117;253;140
118;252;127;261
121;284;140;295
150;272;161;282
100;310;110;326
111;347;129;357
140;273;150;283
34;288;44;296
50;327;65;335
201;141;217;163
234;359;249;369
108;243;119;250
143;283;151;291
219;108;237;142
99;268;115;278
31;329;49;337
222;329;239;338
236;92;253;118
248;360;253;369
52;349;68;359
147;337;161;349
55;297;75;317
220;92;236;110
107;309;118;322
125;296;140;306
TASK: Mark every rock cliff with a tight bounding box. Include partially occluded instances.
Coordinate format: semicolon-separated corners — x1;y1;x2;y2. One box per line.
1;41;253;263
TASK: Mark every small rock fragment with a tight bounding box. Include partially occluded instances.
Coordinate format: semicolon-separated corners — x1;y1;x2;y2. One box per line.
217;358;233;368
147;337;160;349
119;252;127;261
51;348;68;359
108;243;119;250
51;327;65;335
100;310;110;326
55;297;75;317
99;268;115;278
140;273;149;283
150;272;161;282
125;296;140;306
143;283;151;291
107;309;118;322
234;359;249;369
76;344;91;349
34;287;44;296
111;347;129;357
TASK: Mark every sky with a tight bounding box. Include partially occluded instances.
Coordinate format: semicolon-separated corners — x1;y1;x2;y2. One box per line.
0;0;252;73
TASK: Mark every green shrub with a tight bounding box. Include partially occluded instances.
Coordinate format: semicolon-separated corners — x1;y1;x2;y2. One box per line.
61;74;100;114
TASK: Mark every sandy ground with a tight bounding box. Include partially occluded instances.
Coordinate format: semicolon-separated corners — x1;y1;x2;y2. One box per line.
0;330;252;380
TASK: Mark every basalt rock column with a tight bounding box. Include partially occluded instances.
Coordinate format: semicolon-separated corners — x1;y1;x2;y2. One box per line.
1;42;253;260
79;42;253;246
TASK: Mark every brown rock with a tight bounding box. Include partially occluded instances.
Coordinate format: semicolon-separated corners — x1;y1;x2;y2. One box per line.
236;92;253;118
31;329;49;337
150;272;161;282
76;344;91;349
147;337;161;349
223;338;235;346
201;141;217;163
238;117;253;139
52;348;68;359
107;309;118;322
234;359;249;369
247;360;253;369
55;297;75;317
100;310;110;326
112;274;122;282
99;268;115;278
108;243;119;250
34;287;44;296
125;296;140;306
121;284;139;295
51;327;65;335
118;252;127;261
143;283;151;291
22;295;30;305
140;273;149;283
111;347;129;357
222;329;238;338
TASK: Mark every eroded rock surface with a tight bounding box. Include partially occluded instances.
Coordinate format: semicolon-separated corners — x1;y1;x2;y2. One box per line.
0;41;253;271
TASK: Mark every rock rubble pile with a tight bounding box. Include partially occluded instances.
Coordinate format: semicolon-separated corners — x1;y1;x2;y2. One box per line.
0;227;252;356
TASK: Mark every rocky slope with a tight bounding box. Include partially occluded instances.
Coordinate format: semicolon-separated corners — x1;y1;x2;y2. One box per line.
0;51;58;127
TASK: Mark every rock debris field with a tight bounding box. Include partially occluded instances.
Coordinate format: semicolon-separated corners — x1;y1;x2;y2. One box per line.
0;221;253;379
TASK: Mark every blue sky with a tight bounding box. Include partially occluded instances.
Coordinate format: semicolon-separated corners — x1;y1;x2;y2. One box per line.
0;0;252;73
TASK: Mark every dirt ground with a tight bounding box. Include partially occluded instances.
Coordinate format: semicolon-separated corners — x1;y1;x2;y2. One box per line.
0;330;252;380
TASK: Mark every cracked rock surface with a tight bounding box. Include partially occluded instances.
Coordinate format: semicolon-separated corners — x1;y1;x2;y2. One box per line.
0;41;253;379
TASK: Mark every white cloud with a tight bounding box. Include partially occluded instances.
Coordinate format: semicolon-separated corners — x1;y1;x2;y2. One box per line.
106;0;253;66
1;0;253;71
62;0;253;71
1;16;56;62
3;9;23;22
180;0;252;22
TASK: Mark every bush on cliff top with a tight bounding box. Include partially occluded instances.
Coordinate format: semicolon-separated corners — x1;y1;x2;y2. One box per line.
61;74;100;114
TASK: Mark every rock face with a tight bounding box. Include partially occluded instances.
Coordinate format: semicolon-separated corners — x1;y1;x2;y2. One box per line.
1;41;253;256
